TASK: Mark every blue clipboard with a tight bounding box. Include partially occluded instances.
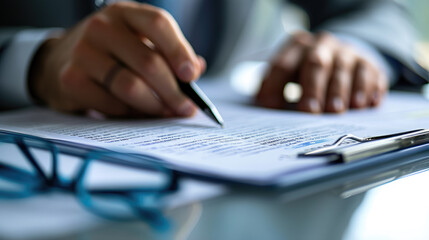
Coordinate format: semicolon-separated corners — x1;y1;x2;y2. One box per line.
1;128;429;198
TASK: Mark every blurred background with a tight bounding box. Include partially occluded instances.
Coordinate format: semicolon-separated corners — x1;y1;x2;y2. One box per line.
406;0;429;41
403;0;429;69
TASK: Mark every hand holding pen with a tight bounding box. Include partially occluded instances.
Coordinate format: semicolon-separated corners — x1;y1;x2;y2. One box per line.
28;1;208;119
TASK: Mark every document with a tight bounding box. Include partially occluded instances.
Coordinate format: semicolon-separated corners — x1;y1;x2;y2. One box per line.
1;91;429;183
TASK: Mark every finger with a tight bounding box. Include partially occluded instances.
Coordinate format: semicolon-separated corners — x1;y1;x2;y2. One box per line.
257;32;313;108
110;68;169;116
324;47;355;113
298;33;337;113
257;44;305;108
72;42;168;117
350;60;375;109
105;2;201;81
82;23;196;117
370;70;388;107
60;63;130;116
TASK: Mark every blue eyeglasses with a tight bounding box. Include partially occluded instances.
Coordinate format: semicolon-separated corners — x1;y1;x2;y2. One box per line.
0;132;179;231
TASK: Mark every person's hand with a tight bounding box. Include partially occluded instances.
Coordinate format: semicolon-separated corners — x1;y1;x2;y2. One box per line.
29;2;205;117
256;31;388;113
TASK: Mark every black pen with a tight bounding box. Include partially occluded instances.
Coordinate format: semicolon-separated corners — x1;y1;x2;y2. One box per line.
177;81;224;127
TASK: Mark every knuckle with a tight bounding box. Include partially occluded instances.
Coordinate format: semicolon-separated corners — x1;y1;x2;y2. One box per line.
335;56;353;72
307;52;326;68
292;31;313;46
271;58;295;73
342;44;356;56
317;32;335;43
294;31;311;39
106;2;128;13
150;8;173;29
171;45;189;63
86;15;109;33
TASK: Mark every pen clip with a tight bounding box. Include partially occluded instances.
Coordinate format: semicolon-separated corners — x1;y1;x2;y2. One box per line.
299;129;429;163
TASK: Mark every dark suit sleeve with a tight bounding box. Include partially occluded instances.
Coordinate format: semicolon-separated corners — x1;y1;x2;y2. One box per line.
290;0;428;86
0;28;25;110
0;28;24;54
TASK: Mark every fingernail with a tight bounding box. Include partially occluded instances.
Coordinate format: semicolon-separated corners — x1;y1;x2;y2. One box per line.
306;98;321;113
354;91;365;107
179;61;195;81
332;97;344;112
178;99;195;116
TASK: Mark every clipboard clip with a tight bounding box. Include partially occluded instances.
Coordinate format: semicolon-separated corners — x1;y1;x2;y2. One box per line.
299;129;429;163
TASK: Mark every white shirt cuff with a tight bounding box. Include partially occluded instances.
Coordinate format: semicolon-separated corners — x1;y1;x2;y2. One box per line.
0;28;61;108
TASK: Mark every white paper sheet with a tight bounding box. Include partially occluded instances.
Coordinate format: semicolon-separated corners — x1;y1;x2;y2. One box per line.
1;91;429;183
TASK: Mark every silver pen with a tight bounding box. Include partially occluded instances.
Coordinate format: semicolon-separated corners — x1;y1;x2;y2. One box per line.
301;129;429;163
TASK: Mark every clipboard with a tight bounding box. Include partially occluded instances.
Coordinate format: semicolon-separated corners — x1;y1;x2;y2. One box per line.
260;129;429;199
1;127;429;200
